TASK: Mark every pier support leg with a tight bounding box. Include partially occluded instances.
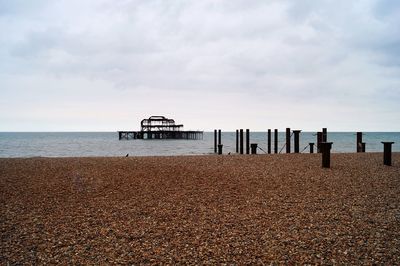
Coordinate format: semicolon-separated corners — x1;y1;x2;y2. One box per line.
218;144;223;155
357;132;363;152
322;128;327;142
251;143;258;154
321;142;333;168
240;129;244;154
309;143;314;153
236;130;239;153
293;130;301;153
382;142;394;166
286;128;291;153
274;129;278;154
317;132;322;153
267;129;271;154
214;130;217;153
246;129;250;154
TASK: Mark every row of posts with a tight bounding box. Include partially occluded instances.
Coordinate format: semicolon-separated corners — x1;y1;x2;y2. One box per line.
214;128;395;167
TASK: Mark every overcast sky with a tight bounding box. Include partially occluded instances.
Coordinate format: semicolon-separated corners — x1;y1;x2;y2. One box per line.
1;0;399;131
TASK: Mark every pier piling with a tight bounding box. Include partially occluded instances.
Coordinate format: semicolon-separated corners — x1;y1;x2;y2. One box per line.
317;132;322;153
293;130;301;153
236;130;239;153
251;143;258;154
382;142;394;166
356;132;363;152
274;129;278;154
322;128;327;142
309;143;314;153
218;130;221;146
321;142;333;168
246;129;250;154
286;128;291;153
218;144;223;155
214;130;217;153
267;129;271;154
240;129;244;154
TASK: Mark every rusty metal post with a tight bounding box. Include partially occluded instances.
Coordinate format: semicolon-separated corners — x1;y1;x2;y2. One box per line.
236;130;239;153
214;130;217;153
218;129;221;146
286;128;291;153
246;129;250;154
321;142;333;168
309;143;314;153
322;128;327;142
267;129;271;154
274;129;278;154
218;144;223;155
382;142;394;166
317;132;322;153
293;130;301;153
240;129;244;154
251;143;258;154
356;132;363;152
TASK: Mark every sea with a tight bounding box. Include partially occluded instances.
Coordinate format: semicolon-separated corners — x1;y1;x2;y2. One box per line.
0;132;399;158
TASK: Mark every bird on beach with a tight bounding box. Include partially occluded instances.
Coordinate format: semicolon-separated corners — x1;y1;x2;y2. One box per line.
125;154;129;157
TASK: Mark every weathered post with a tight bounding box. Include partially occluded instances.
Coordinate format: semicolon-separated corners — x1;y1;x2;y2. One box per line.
309;143;314;153
274;129;278;154
240;129;244;154
214;129;217;153
246;129;250;154
236;130;239;153
286;128;291;153
322;128;327;142
317;132;322;153
321;142;333;168
218;129;221;146
382;142;394;166
361;143;366;152
267;129;271;154
251;143;258;154
356;132;363;152
218;144;223;155
293;130;301;153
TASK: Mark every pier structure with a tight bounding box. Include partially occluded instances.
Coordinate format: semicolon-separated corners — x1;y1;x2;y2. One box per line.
118;116;203;140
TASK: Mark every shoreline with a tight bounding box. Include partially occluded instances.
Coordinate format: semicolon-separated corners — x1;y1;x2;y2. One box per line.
1;153;399;263
0;151;398;159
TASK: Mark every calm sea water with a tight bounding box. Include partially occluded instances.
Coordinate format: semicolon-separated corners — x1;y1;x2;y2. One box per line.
0;132;399;157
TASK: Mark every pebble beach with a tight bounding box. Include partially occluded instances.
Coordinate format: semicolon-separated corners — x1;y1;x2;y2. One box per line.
1;153;399;264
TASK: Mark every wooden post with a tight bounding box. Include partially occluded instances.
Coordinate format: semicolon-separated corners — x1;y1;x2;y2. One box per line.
321;142;333;168
309;143;314;153
218;144;223;155
251;143;257;154
214;130;217;153
293;130;301;153
356;132;363;152
274;129;278;154
240;129;244;154
322;128;327;142
317;132;322;153
236;130;239;153
218;129;221;145
286;128;291;153
267;129;271;154
246;129;250;154
382;142;394;166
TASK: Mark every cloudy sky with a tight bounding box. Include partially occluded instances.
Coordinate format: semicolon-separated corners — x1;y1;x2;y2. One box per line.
1;0;399;131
